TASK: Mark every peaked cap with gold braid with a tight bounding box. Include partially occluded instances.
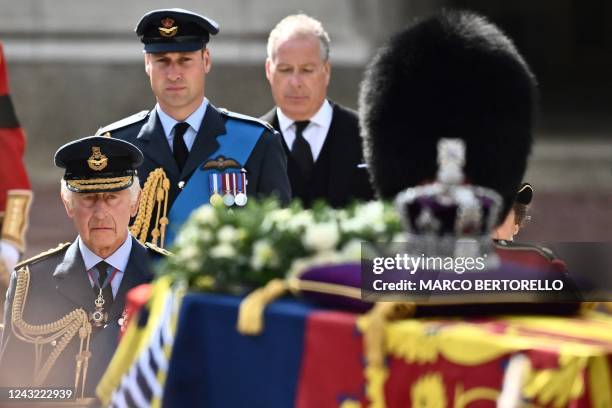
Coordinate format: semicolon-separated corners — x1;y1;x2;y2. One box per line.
135;8;219;53
54;136;143;193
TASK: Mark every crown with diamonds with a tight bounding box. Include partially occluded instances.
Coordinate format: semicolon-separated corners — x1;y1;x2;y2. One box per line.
394;139;502;258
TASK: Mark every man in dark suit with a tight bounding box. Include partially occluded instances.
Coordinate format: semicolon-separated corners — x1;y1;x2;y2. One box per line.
97;9;291;248
261;14;374;208
0;136;160;399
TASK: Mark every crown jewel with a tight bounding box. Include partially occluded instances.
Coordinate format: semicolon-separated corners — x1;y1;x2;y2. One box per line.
395;138;502;259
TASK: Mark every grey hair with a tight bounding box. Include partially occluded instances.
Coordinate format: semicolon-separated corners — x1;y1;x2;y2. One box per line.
60;176;141;208
266;14;331;61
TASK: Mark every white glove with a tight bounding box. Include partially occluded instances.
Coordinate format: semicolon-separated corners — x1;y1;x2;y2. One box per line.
0;240;19;274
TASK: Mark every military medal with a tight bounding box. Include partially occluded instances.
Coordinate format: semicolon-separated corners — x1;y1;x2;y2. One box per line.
210;193;223;206
118;309;129;333
209;173;223;206
222;173;235;206
90;289;108;327
235;171;248;206
87;265;117;327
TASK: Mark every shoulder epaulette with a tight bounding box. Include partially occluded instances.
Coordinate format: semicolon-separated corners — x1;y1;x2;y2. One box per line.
95;110;150;136
16;242;71;268
494;240;556;261
218;107;275;132
145;242;173;257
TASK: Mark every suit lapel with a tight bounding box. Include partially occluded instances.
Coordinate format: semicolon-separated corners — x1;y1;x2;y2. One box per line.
265;107;311;200
137;110;180;179
180;104;225;180
107;238;153;320
262;108;279;130
324;103;349;201
265;108;291;155
54;239;95;310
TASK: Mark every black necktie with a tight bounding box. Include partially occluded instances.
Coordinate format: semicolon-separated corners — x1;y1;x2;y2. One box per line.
291;120;314;179
93;261;114;311
173;122;190;171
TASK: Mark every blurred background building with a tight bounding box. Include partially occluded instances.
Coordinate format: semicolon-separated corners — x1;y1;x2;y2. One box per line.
0;0;610;254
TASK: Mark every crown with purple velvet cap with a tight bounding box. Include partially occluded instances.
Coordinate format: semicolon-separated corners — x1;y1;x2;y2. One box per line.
395;138;502;259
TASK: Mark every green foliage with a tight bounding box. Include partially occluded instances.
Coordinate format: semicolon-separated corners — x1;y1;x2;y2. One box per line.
159;198;403;291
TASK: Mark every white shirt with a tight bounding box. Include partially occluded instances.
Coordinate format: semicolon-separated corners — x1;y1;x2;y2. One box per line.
79;232;132;297
157;98;209;152
277;99;333;162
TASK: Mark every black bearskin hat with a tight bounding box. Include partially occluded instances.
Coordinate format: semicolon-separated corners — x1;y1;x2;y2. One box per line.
359;10;538;222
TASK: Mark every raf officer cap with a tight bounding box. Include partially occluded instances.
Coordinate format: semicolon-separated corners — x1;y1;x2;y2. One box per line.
135;8;220;53
55;136;144;193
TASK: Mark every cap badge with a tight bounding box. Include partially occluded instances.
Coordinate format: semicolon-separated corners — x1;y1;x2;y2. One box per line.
159;17;178;37
87;146;108;171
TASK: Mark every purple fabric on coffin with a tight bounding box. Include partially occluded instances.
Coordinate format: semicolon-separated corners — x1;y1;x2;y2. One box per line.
296;263;373;313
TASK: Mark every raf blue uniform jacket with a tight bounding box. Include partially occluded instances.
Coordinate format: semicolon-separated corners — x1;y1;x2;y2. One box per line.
97;104;291;209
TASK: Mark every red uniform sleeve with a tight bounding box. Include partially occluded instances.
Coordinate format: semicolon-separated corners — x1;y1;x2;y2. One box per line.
0;41;30;213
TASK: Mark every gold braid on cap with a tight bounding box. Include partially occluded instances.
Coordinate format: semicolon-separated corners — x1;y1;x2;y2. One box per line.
130;168;170;248
66;176;132;192
10;266;92;398
2;189;32;253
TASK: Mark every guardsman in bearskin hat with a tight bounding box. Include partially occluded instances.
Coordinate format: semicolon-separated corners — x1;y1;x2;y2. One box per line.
359;11;576;311
360;11;535;215
0;41;32;299
95;8;291;249
0;136;164;399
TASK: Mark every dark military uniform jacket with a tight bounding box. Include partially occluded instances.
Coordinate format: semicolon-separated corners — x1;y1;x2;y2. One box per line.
261;102;374;208
97;104;291;209
0;237;154;396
